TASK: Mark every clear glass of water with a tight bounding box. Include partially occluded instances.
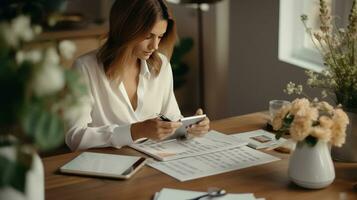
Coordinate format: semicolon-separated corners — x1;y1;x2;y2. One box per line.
269;100;290;121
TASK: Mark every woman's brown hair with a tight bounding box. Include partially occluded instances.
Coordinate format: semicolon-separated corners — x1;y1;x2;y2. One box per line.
97;0;177;80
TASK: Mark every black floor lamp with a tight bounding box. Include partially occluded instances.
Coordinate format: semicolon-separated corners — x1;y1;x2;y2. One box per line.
168;0;223;111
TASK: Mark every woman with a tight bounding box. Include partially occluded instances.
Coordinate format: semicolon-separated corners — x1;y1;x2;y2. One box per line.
66;0;210;151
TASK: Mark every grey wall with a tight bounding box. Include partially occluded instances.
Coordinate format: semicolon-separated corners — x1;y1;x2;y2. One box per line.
168;4;200;116
171;0;321;120
171;0;321;119
227;0;319;117
67;0;322;119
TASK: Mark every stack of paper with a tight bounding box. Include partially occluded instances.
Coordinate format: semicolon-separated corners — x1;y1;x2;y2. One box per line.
153;188;265;200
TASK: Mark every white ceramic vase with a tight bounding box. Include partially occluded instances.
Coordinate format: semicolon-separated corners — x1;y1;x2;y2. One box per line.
288;140;335;189
0;145;44;200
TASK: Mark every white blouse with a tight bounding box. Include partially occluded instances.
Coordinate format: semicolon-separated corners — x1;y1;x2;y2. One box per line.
65;50;182;151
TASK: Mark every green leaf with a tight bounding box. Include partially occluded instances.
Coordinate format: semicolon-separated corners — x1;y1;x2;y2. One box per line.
283;114;294;125
22;105;42;138
173;63;189;76
171;37;194;64
0;139;17;147
65;69;87;97
312;120;320;127
171;38;193;90
34;112;64;151
22;104;64;151
275;131;284;140
0;155;29;193
174;78;186;89
305;135;318;147
177;38;194;55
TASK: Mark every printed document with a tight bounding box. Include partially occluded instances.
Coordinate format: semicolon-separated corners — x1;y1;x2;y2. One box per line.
147;146;280;181
130;131;247;161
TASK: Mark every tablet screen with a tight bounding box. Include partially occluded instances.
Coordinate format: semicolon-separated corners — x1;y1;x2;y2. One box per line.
164;114;206;140
60;152;145;178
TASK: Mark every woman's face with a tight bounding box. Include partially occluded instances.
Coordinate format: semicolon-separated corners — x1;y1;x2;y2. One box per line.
133;19;167;60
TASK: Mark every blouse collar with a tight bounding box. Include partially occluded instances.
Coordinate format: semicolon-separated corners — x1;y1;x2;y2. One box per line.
140;59;151;79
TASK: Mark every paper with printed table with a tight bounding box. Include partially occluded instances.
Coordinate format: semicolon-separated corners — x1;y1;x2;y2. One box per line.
129;130;247;161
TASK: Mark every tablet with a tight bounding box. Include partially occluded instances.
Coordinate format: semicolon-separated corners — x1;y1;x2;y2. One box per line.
59;152;146;179
164;114;206;140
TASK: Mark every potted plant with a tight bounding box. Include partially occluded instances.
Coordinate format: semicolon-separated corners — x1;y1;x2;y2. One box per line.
171;37;193;90
286;0;357;162
0;0;68;25
272;98;349;189
0;7;86;200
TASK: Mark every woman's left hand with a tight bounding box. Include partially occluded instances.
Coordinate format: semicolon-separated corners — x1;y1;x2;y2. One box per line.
187;108;210;137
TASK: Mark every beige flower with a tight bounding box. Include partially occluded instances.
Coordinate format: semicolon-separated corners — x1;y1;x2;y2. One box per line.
272;117;283;131
333;109;349;125
292;98;318;120
290;98;318;121
318;101;334;113
310;126;331;142
272;104;291;130
319;115;333;129
290;116;312;141
330;109;349;147
331;127;345;147
273;98;349;147
272;98;349;146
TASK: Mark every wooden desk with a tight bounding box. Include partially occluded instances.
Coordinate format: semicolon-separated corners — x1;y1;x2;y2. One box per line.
43;112;357;200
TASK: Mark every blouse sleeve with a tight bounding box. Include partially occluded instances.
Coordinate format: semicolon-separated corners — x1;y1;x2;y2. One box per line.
65;59;133;151
160;55;183;121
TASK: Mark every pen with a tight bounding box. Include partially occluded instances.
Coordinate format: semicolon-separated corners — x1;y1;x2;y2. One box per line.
157;113;171;122
156;138;177;145
157;113;189;140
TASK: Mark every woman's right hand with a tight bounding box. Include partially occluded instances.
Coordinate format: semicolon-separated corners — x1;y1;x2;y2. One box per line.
131;118;182;141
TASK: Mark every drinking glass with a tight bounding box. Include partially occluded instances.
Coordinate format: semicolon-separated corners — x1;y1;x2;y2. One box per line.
269;100;290;121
